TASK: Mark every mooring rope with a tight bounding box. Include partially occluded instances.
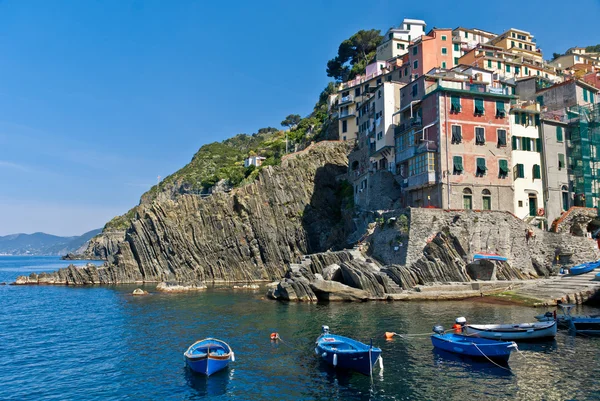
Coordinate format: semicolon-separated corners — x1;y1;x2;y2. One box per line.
472;343;512;371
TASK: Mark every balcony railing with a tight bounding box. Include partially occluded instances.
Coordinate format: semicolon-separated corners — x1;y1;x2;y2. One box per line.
339;95;354;104
339;110;356;119
394;117;423;135
425;80;510;96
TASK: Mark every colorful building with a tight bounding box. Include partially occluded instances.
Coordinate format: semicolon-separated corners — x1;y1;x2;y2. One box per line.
377;19;427;61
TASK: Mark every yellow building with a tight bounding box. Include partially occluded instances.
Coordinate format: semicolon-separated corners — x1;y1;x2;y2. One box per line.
489;28;543;63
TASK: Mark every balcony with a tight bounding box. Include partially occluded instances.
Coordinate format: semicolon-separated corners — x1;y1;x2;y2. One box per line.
394;117;423;135
425;80;511;96
339;95;354;105
406;171;437;189
339;110;356;119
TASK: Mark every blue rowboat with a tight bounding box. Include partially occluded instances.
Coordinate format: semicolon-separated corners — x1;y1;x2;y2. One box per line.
473;253;508;262
570;260;600;275
184;338;234;376
431;329;517;363
315;326;382;376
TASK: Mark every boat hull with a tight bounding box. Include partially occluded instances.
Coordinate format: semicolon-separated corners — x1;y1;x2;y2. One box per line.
315;344;381;376
185;355;230;376
569;318;600;336
431;334;515;362
315;332;382;376
570;261;600;275
465;321;557;341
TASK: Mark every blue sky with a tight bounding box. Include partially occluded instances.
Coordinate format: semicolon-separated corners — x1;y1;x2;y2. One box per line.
0;0;598;236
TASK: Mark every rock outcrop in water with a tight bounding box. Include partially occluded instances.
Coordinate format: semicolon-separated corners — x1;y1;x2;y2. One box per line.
15;141;352;285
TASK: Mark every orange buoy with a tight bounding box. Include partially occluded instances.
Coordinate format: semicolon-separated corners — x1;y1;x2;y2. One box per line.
385;332;396;339
270;332;279;341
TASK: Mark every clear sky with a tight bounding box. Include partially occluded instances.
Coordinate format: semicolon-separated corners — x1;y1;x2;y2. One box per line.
0;0;598;236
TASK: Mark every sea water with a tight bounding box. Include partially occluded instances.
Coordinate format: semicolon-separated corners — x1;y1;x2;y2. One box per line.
1;256;600;400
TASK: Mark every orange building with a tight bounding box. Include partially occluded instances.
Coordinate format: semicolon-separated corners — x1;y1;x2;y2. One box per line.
399;28;454;83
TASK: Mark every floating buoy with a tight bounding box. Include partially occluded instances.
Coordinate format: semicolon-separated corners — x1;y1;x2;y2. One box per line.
270;332;279;341
385;332;397;339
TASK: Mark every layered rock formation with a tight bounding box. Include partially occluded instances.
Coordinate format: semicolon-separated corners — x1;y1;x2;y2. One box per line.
16;141;351;285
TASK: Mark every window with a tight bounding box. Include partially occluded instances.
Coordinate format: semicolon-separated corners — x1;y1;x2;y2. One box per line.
497;61;502;69
525;66;529;75
506;64;511;73
412;85;418;97
355;88;361;97
482;189;491;210
519;42;523;49
583;88;589;102
441;47;447;55
404;67;408;76
487;60;492;68
496;101;506;118
518;200;523;207
377;131;383;140
406;23;411;30
413;46;418;55
475;127;485;145
512;135;519;150
451;96;461;113
408;153;435;176
476;158;487;176
533;164;541;179
562;185;569;211
536;95;544;106
465;32;468;39
376;78;382;85
515;66;520;75
592;92;595;103
454;57;459;65
396;43;403;50
497;129;507;147
442;35;447;41
378;90;382;98
454;44;459;51
451;125;462;144
512;32;516;38
499;159;509;178
442;61;447;68
453;156;463;174
558;153;565;170
342;120;347;133
556;126;564;142
515;163;525;179
413;60;419;69
463;188;472;210
511;41;515;48
474;98;484;115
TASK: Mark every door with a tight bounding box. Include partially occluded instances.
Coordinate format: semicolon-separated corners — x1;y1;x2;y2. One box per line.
529;196;538;217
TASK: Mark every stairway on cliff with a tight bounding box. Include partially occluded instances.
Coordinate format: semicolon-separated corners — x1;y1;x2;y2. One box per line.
379;270;402;294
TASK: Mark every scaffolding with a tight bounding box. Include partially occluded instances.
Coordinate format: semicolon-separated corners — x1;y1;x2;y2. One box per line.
568;103;600;208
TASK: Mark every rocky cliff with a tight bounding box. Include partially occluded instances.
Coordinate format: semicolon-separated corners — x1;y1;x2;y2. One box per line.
16;141;351;285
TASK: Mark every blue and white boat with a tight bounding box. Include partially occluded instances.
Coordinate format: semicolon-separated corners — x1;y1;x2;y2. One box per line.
315;326;382;376
431;326;517;363
570;260;600;275
184;338;234;376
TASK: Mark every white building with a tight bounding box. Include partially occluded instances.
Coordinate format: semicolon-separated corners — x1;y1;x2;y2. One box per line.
244;156;266;168
376;19;427;61
510;104;545;221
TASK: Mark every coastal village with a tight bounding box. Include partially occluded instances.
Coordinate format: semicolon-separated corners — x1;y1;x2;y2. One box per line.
325;19;600;230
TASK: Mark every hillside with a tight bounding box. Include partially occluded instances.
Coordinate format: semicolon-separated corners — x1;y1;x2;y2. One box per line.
0;229;101;256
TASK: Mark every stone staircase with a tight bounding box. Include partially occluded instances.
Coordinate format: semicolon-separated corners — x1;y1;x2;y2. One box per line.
379;268;402;294
511;268;600;305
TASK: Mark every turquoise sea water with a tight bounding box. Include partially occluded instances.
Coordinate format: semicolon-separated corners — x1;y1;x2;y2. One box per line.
1;256;600;400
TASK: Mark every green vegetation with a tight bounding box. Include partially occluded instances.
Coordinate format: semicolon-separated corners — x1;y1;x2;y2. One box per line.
586;44;600;53
326;29;383;81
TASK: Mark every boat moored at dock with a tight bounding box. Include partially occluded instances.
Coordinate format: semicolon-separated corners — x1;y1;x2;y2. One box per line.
184;338;234;376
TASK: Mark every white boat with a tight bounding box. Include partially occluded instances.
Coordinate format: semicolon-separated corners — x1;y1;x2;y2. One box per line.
465;321;557;340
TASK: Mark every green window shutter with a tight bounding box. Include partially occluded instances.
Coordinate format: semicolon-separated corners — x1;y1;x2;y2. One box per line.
497;61;502;69
525;66;529;75
557;126;563;141
496;101;505;117
453;156;463;173
591;92;595;104
475;99;484;114
536;95;544;106
517;164;525;178
499;159;509;176
506;65;511;72
583;88;588;102
454;44;459;51
558;154;565;169
454;57;459;65
451;96;461;112
497;130;507;146
487;60;492;68
476;158;487;175
514;113;519;124
536;138;542;152
533;164;541;179
535;114;541;126
512;135;517;150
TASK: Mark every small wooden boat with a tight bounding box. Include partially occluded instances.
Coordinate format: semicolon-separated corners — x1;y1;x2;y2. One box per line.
431;327;517;363
184;338;234;376
465;321;557;341
473;253;508;262
570;260;600;275
560;304;600;336
315;326;382;376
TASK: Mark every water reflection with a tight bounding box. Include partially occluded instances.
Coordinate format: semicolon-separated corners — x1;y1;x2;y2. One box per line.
431;349;513;377
183;366;232;399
